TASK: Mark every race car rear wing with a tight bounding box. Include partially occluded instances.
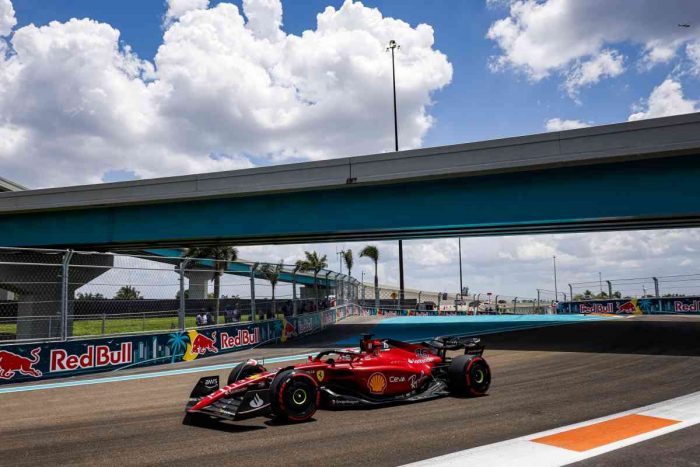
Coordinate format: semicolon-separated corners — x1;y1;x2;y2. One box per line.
424;336;485;358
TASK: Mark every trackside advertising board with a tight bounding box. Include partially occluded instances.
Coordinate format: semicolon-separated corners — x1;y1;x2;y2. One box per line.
0;305;359;385
557;297;700;315
359;308;470;317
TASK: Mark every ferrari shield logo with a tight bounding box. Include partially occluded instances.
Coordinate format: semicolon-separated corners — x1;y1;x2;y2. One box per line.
316;370;325;382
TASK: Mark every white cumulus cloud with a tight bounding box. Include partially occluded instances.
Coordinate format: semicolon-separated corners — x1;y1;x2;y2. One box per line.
0;0;15;36
628;78;698;121
164;0;209;26
545;118;591;132
487;0;700;97
0;0;452;188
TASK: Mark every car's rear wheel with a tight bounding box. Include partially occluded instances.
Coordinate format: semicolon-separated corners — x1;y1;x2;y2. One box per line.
448;355;491;396
227;361;265;386
270;369;319;422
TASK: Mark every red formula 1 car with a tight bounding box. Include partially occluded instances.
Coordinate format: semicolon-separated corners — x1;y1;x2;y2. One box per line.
183;334;491;425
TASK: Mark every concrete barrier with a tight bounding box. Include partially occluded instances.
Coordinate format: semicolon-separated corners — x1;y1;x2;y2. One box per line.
0;305;359;385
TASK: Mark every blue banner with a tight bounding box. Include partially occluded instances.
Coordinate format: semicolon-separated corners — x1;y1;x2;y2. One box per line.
0;306;358;385
557;296;700;314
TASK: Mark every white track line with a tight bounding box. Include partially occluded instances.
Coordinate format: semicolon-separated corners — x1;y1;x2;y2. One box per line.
405;390;700;466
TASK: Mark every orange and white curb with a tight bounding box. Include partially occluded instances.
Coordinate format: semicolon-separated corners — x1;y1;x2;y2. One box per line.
405;390;700;466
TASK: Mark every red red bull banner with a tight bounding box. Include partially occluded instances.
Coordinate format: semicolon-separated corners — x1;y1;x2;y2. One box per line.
0;305;358;385
558;296;700;315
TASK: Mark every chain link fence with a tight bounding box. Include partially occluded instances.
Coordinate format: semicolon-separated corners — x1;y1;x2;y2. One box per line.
0;247;360;344
567;273;700;301
0;247;554;344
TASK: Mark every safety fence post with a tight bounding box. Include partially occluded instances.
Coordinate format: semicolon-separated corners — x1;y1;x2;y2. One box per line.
292;270;298;316
250;263;258;322
178;259;187;331
60;249;74;341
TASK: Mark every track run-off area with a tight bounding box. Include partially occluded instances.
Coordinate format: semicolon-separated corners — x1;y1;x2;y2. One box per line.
2;314;700;466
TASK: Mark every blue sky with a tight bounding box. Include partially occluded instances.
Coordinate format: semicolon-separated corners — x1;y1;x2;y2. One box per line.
2;0;700;297
11;0;698;153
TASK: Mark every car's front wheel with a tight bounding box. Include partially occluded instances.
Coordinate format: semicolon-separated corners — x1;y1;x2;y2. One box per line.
270;369;319;422
448;355;491;396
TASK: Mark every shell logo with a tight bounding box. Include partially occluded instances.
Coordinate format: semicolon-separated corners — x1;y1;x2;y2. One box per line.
367;372;387;394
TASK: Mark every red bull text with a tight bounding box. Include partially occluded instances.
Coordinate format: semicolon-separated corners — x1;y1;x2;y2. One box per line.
50;343;132;372
219;328;261;350
580;303;614;313
675;300;700;312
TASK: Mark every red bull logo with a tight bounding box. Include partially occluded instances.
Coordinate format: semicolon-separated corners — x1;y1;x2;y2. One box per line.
284;321;295;338
297;317;314;334
674;300;700;312
50;343;132;372
580;303;614;314
0;347;42;379
190;332;218;355
617;301;637;313
220;328;260;350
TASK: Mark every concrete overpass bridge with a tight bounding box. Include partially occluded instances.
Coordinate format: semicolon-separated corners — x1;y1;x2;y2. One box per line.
0;113;699;249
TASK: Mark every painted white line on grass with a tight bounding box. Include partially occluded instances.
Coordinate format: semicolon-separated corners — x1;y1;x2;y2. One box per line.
404;390;700;467
0;351;315;394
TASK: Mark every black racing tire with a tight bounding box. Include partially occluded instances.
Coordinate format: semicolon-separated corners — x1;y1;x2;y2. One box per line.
448;355;491;396
270;369;319;422
227;361;265;386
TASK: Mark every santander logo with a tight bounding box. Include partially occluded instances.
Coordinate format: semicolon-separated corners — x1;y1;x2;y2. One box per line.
50;343;132;373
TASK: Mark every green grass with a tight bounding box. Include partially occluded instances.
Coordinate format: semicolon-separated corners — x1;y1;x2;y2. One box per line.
0;313;286;339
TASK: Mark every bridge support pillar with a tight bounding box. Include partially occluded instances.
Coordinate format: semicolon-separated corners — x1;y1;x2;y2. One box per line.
184;270;214;299
0;251;113;341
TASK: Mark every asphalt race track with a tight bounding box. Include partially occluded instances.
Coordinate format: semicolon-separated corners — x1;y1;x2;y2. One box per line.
2;315;700;466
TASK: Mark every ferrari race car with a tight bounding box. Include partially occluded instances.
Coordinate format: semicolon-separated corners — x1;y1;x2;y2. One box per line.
183;334;491;425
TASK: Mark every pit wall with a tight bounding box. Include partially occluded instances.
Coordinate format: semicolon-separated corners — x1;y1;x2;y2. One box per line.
557;297;700;314
0;305;360;385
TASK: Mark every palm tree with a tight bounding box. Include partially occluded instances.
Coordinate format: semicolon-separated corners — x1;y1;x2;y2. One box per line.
184;246;238;320
360;245;379;307
297;251;328;309
261;262;283;318
342;249;354;301
342;250;354;277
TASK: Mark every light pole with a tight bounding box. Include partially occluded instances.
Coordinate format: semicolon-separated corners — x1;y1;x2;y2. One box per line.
458;237;463;296
337;250;344;275
553;255;558;302
387;39;405;304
